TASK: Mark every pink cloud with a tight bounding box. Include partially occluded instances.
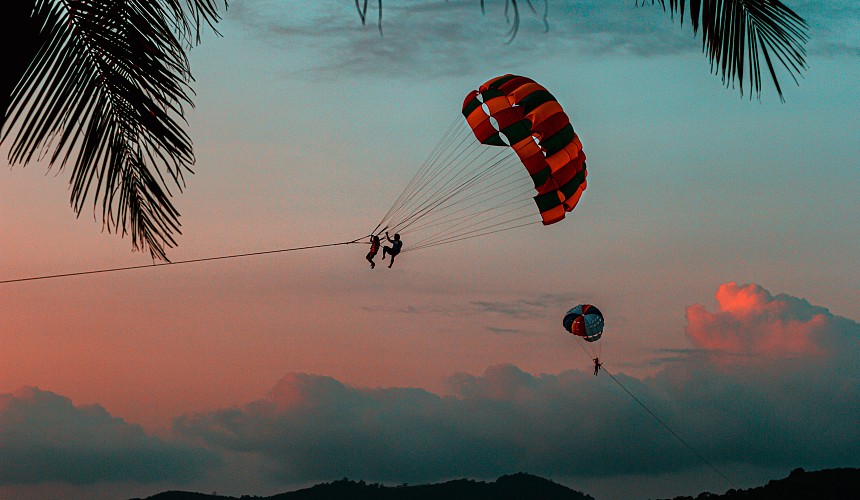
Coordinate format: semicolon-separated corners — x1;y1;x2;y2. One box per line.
685;282;832;359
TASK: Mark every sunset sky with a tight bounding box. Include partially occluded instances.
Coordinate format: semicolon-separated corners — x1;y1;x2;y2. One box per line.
1;1;858;499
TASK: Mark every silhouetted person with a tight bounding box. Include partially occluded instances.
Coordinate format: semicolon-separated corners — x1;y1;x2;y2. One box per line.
366;235;380;269
593;357;602;376
381;232;402;268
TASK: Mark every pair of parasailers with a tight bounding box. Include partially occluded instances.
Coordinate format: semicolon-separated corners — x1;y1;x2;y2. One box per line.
366;232;402;269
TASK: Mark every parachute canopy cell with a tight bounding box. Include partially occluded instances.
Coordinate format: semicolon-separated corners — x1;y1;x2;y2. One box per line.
462;74;587;225
563;304;604;342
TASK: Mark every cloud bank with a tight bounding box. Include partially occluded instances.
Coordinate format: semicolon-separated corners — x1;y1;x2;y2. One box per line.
0;388;217;485
3;283;856;491
175;283;858;486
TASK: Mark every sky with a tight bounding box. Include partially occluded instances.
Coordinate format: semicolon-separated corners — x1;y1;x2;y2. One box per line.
1;1;858;499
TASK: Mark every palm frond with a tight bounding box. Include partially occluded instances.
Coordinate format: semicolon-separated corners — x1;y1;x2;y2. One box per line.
1;3;46;128
2;0;225;261
646;0;809;101
365;1;548;42
354;0;383;35
158;0;226;45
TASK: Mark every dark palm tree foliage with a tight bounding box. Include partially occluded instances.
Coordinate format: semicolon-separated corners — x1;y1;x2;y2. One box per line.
1;0;225;261
359;1;808;100
644;1;809;101
3;1;808;261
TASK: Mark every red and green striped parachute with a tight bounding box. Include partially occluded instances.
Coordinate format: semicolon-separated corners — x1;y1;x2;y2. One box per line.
462;74;587;225
373;75;588;251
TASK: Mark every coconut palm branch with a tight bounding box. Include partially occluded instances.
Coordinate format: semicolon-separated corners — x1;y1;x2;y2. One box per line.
362;1;807;100
1;0;225;261
643;0;808;101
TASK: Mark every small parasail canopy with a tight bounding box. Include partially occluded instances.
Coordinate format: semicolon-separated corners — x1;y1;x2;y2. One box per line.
462;74;587;225
563;304;604;342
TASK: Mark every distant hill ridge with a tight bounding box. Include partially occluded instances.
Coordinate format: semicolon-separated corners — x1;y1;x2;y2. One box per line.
136;473;593;500
658;467;859;500
135;467;859;500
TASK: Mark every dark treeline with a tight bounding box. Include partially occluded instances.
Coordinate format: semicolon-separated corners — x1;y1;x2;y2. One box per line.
135;473;591;500
135;468;859;500
657;467;858;500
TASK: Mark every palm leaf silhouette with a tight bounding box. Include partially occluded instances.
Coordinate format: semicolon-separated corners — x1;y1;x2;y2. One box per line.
2;0;224;261
644;0;808;101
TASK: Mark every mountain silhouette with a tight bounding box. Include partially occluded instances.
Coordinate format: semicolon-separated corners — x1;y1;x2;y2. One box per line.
133;473;593;500
657;467;858;499
133;468;858;500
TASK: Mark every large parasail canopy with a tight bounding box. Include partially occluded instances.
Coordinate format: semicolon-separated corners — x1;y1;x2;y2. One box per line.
462;74;587;225
372;75;588;251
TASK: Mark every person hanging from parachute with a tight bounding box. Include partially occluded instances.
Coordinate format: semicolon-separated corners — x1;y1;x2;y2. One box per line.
381;232;403;268
366;235;381;269
563;304;605;375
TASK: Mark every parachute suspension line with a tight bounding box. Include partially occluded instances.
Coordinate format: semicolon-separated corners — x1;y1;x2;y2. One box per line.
387;130;505;231
598;327;604;359
375;115;463;231
575;328;603;361
0;236;369;285
376;106;558;251
390;116;463;210
405;184;533;237
404;181;535;246
389;167;534;248
383;117;492;224
571;343;737;490
381;119;480;229
374;118;465;237
407;219;540;252
399;159;536;237
408;209;535;251
389;147;515;234
574;337;602;370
